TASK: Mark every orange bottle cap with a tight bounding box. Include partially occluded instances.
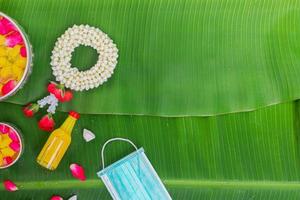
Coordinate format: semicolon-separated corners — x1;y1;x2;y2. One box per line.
69;111;80;119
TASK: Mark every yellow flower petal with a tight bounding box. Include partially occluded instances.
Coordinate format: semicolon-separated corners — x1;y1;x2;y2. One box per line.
0;47;6;57
0;135;12;148
0;35;5;46
0;67;13;81
0;84;3;94
13;56;26;69
12;65;24;81
0;57;10;69
1;147;15;157
6;45;21;62
0;153;3;166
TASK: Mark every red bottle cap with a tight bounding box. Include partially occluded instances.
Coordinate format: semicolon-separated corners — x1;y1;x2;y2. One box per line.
69;111;80;119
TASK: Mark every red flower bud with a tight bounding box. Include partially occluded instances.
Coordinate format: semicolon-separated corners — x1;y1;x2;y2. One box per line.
38;114;55;132
61;90;73;102
47;82;57;94
47;82;73;102
23;103;39;117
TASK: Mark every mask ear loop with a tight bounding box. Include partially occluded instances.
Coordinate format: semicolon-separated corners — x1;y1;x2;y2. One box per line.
101;138;138;170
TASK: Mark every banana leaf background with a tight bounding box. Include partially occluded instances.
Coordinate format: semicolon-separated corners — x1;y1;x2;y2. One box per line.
1;0;300;199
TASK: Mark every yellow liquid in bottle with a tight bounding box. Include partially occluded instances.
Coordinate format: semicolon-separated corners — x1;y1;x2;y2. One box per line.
37;112;79;170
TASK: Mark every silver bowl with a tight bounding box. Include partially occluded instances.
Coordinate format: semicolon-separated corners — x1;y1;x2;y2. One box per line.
0;12;33;101
0;122;23;169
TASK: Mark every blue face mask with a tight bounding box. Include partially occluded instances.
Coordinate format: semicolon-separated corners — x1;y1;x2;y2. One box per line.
97;138;172;200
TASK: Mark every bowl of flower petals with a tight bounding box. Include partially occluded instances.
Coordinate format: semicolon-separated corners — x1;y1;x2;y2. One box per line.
0;12;32;101
0;123;23;169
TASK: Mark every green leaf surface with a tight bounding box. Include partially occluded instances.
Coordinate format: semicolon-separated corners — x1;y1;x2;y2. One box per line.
2;0;300;116
1;102;300;199
1;0;300;199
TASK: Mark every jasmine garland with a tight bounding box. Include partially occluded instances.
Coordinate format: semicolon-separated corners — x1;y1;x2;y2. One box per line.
50;24;118;91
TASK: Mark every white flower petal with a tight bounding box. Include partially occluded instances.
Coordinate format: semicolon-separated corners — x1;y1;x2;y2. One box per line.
68;195;78;200
83;129;96;142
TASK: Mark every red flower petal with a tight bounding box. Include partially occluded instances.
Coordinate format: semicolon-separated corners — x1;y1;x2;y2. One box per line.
20;46;27;57
3;180;18;192
3;157;13;165
70;163;86;181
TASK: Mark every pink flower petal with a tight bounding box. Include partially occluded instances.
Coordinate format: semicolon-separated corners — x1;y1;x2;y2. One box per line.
8;130;19;142
20;46;27;57
0;124;9;134
70;163;86;181
3;180;18;192
2;80;17;95
0;17;16;35
50;195;63;200
5;32;23;47
9;141;20;152
0;23;7;35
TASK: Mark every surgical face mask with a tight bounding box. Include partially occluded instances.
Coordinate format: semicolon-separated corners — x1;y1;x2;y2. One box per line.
97;138;172;200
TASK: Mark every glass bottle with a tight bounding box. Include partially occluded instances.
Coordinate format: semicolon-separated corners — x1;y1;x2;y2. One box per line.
37;111;80;170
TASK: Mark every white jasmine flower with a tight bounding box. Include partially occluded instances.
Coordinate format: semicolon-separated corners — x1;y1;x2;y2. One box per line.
51;24;118;91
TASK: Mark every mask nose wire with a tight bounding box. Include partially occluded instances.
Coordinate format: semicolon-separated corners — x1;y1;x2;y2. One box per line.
101;138;138;170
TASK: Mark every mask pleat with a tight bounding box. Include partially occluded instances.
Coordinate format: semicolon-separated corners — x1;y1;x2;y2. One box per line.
140;153;170;199
109;167;132;199
123;160;151;200
101;174;122;200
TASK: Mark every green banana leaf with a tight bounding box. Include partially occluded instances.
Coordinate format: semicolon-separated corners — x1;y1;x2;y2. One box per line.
1;102;300;199
2;0;300;116
1;0;300;199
